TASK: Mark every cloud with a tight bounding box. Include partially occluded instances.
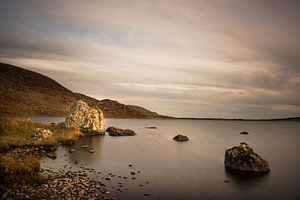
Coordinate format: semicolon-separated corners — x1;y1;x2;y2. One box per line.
0;0;299;118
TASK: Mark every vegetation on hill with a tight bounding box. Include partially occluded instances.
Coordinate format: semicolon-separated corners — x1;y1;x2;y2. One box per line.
0;62;162;118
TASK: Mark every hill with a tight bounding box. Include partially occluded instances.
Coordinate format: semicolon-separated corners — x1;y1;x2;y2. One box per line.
0;62;162;118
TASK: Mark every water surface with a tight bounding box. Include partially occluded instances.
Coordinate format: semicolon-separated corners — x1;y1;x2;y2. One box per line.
40;119;300;200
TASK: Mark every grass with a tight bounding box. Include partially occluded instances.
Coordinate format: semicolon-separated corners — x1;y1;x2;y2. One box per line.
0;119;83;188
0;154;45;185
0;119;83;151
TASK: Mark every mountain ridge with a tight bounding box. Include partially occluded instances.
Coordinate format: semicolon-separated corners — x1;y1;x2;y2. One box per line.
0;62;163;118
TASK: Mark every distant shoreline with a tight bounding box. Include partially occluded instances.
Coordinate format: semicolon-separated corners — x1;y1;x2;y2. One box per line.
172;117;300;122
2;115;300;122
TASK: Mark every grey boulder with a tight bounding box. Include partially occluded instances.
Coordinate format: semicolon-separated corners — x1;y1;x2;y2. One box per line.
106;126;136;136
224;143;270;174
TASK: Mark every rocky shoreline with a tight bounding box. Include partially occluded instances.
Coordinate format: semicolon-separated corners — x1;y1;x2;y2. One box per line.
2;173;115;200
0;146;118;200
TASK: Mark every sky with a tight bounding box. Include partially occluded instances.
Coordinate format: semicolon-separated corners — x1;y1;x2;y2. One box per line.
0;0;300;118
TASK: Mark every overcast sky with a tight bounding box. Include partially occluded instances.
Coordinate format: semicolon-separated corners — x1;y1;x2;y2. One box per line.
1;0;300;118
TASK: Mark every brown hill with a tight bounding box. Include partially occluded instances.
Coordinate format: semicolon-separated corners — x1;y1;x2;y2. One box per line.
0;62;162;118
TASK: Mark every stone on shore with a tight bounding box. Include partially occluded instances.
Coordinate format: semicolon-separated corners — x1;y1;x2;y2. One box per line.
31;128;53;140
106;126;136;136
2;174;115;199
46;152;57;159
224;143;270;174
173;134;189;141
65;100;105;136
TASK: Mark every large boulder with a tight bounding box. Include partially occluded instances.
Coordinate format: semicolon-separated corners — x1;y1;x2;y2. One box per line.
224;143;270;174
173;134;189;142
106;126;136;136
65;100;105;135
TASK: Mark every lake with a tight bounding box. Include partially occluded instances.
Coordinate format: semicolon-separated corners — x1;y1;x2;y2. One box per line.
38;118;300;200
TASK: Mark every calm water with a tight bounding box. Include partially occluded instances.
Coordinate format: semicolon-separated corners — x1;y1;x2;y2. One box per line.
39;118;300;200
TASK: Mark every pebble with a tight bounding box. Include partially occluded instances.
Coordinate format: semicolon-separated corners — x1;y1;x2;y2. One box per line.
46;152;57;159
69;149;75;153
2;173;116;200
89;149;95;153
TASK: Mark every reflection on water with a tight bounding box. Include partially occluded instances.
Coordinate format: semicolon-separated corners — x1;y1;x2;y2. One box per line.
40;119;300;200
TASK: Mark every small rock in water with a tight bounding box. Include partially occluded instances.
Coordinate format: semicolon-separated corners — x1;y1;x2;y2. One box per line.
89;149;95;153
80;145;89;148
173;134;189;142
144;193;150;197
128;164;132;167
224;180;230;183
46;152;57;159
144;126;157;129
105;176;112;181
130;172;135;175
69;149;75;153
240;131;249;135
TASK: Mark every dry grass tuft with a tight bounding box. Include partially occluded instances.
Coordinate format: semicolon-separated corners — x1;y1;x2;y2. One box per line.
0;119;49;133
0;119;82;150
0;154;45;185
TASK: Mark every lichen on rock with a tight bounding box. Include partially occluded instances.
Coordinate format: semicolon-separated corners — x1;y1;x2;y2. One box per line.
65;100;105;135
32;128;53;140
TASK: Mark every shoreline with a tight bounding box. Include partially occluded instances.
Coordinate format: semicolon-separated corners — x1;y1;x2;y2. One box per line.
0;119;118;199
2;115;300;122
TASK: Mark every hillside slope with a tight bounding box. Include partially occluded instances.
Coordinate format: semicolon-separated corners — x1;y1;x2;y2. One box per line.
0;62;161;118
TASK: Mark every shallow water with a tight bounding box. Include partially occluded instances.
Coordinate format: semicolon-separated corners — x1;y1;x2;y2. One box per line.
40;119;300;200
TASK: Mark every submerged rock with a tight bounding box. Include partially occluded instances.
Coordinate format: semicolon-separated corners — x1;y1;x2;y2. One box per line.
173;134;189;141
106;126;136;136
224;143;270;174
65;100;105;135
144;126;157;129
32;128;53;140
